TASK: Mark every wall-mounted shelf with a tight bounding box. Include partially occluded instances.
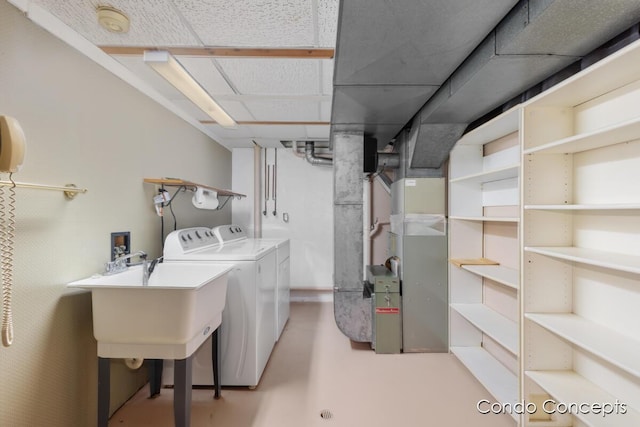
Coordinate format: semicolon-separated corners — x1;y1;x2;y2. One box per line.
451;303;519;355
525;371;640;427
449;105;522;424
449;215;519;222
525;313;640;378
143;178;245;198
449;164;519;184
524;246;640;275
451;346;519;422
461;264;518;290
144;178;245;210
520;37;640;426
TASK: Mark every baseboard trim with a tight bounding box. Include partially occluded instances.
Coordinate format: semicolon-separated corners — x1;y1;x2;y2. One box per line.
290;288;333;303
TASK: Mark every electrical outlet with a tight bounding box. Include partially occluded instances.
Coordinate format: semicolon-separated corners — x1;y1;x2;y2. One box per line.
110;231;130;261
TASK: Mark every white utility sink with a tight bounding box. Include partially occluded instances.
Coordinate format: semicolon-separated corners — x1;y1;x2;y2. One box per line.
68;262;233;359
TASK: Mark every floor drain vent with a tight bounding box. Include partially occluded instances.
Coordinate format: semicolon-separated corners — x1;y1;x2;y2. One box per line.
320;409;333;420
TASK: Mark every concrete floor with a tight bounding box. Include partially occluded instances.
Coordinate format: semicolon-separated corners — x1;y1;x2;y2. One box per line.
108;301;515;427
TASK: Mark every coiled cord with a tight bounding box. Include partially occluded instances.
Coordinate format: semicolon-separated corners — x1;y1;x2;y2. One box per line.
1;174;16;347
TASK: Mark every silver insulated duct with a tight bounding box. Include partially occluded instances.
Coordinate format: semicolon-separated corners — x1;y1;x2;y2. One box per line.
305;141;333;166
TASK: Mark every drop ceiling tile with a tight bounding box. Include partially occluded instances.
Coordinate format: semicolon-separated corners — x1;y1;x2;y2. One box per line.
317;0;339;47
246;125;308;139
216;58;321;95
173;0;315;47
224;139;257;148
32;0;200;46
252;138;289;148
176;57;235;96
306;125;331;139
321;60;334;95
216;101;255;121
243;99;322;121
320;100;332;121
202;124;255;138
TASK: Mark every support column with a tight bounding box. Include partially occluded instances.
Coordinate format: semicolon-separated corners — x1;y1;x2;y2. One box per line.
333;131;372;342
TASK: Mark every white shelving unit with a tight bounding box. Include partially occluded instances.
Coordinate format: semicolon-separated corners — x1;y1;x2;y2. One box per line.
520;38;640;427
448;105;522;424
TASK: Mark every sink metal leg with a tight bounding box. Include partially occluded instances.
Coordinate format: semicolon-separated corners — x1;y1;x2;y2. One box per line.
98;357;110;427
212;327;221;399
148;359;164;398
174;355;193;427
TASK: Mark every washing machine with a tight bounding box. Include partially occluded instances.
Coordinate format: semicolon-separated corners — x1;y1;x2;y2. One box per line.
162;226;277;387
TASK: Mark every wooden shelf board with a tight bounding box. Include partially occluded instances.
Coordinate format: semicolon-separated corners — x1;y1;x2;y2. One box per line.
449;164;519;184
524;246;640;275
526;370;640;427
143;178;245;198
524;115;640;155
526;313;640;378
525;203;640;211
450;304;519;355
451;346;519;421
449;216;519;222
449;258;499;268
461;265;519;290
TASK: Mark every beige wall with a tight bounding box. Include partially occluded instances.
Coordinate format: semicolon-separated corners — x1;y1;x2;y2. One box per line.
0;2;232;425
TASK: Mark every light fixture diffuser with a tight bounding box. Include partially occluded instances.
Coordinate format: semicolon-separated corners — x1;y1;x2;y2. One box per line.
143;50;236;128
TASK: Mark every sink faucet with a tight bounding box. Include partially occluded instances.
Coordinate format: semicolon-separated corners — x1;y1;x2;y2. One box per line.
143;256;163;286
104;251;147;276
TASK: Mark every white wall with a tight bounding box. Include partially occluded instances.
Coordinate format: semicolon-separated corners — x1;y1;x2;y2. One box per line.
0;3;232;426
233;147;334;289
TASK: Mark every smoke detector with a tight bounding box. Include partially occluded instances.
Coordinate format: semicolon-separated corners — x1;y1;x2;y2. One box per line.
97;6;130;33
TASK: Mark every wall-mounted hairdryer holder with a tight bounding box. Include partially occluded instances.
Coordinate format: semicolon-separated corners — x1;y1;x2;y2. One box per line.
0;181;87;200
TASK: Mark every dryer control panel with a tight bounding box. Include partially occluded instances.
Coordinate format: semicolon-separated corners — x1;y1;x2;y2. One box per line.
212;224;247;245
164;227;219;255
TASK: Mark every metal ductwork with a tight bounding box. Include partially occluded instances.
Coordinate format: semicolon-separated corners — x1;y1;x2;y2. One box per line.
332;0;640;170
304;141;333;166
408;1;640;169
330;0;640;343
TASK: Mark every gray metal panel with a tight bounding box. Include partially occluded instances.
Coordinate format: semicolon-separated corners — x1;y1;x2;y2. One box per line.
334;0;519;85
497;0;640;56
394;234;448;352
392;178;445;215
331;85;438;124
410;122;467;169
332;123;404;150
423;53;578;124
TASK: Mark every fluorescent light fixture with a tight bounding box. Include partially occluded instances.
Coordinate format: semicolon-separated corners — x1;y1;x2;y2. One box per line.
143;50;236;128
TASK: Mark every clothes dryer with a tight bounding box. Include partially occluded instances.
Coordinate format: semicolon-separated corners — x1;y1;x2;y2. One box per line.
211;225;290;341
162;226;277;387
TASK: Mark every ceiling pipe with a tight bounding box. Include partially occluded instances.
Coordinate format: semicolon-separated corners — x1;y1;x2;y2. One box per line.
305;141;333;166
